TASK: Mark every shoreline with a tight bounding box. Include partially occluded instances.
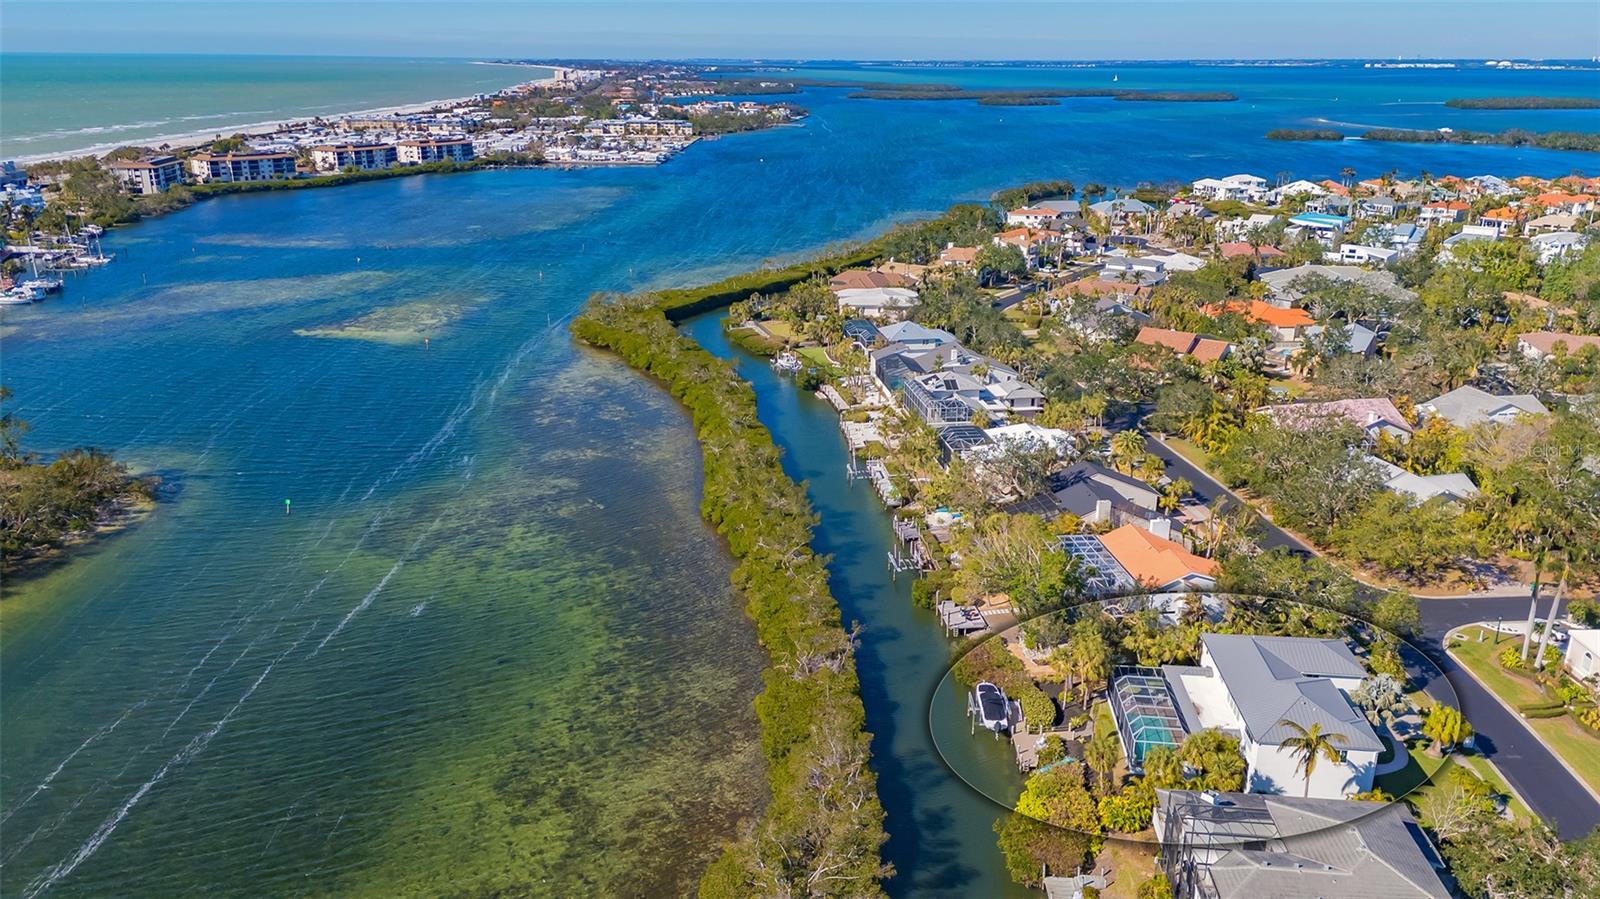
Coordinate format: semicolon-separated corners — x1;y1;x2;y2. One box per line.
9;66;564;165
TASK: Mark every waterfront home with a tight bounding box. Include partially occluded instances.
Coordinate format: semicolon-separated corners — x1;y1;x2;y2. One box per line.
1200;300;1315;343
1333;243;1398;266
1191;174;1269;203
1089;197;1155;227
1164;633;1381;797
1419;200;1470;225
872;341;1044;423
1369;455;1478;503
1518;331;1600;360
1005;206;1062;227
877;320;956;352
993;227;1062;268
1477;206;1522;237
1285;212;1349;247
108;155;183;195
1564;629;1600;682
1270;179;1327;202
1135;327;1232;363
310;143;399;172
1153;790;1450;899
830;268;915;292
835;286;918;321
1258;398;1412;442
1099;523;1217;592
1041;461;1162;526
937;244;979;267
396;137;475;164
1530;231;1590;265
187;150;297;183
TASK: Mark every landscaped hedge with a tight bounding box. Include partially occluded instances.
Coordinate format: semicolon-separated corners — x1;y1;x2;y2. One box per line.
572;294;888;897
1521;705;1569;719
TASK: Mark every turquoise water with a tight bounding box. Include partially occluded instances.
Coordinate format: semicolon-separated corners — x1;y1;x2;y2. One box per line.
0;54;544;160
3;62;1599;896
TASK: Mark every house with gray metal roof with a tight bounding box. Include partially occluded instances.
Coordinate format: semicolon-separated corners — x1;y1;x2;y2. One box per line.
1154;789;1450;899
1417;384;1547;428
1163;634;1382;798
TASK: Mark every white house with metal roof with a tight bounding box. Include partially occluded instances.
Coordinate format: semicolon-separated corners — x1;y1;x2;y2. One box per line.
1164;634;1382;799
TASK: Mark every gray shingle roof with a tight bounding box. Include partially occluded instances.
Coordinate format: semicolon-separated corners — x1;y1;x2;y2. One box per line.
1158;790;1449;899
1199;634;1381;752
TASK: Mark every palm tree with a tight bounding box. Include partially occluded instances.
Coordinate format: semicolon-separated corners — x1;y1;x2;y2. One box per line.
1084;728;1123;796
1109;430;1144;474
1278;720;1347;797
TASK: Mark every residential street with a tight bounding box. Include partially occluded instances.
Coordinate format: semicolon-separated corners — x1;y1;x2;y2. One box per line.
1141;431;1600;838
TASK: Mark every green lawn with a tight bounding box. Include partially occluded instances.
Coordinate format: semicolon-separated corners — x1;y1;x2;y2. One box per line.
1450;628;1600;797
797;347;832;367
1377;745;1533;823
1162;436;1214;470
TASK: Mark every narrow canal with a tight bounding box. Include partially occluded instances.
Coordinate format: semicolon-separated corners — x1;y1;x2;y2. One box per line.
684;314;1032;898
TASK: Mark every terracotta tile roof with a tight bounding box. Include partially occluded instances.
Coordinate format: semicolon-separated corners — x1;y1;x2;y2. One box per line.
939;246;979;264
1191;338;1232;362
1202;300;1315;329
829;269;913;291
1481;207;1521;221
1534;192;1594;206
1218;242;1284;259
1066;279;1151;298
1100;524;1217;586
1135;327;1200;353
1423;200;1470;211
1519;331;1600;354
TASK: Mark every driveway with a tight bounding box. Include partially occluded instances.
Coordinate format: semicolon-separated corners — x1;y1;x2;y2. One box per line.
1140;431;1600;838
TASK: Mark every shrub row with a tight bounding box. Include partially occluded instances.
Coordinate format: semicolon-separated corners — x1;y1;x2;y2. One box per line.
571;296;888;897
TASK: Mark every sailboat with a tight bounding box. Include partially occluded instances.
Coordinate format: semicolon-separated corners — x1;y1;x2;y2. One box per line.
1112;74;1119;82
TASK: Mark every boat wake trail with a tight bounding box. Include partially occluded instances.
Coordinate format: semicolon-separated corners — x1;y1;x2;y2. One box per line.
22;621;319;899
1;701;147;828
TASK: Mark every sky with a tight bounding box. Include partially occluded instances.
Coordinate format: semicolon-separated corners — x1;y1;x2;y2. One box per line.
2;1;1597;60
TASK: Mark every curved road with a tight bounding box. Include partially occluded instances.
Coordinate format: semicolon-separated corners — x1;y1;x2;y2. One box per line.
1143;431;1600;839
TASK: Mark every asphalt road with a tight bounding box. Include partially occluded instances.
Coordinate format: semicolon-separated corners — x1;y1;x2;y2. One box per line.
1141;431;1600;839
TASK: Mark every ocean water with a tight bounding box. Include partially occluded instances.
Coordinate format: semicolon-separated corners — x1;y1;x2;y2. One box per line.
2;62;1599;897
0;54;545;160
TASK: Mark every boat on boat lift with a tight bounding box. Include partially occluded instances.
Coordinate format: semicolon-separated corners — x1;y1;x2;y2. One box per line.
969;681;1015;735
771;351;803;372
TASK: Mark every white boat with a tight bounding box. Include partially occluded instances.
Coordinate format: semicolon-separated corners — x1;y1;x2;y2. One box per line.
1;286;41;305
969;681;1013;734
19;277;62;294
772;352;803;372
